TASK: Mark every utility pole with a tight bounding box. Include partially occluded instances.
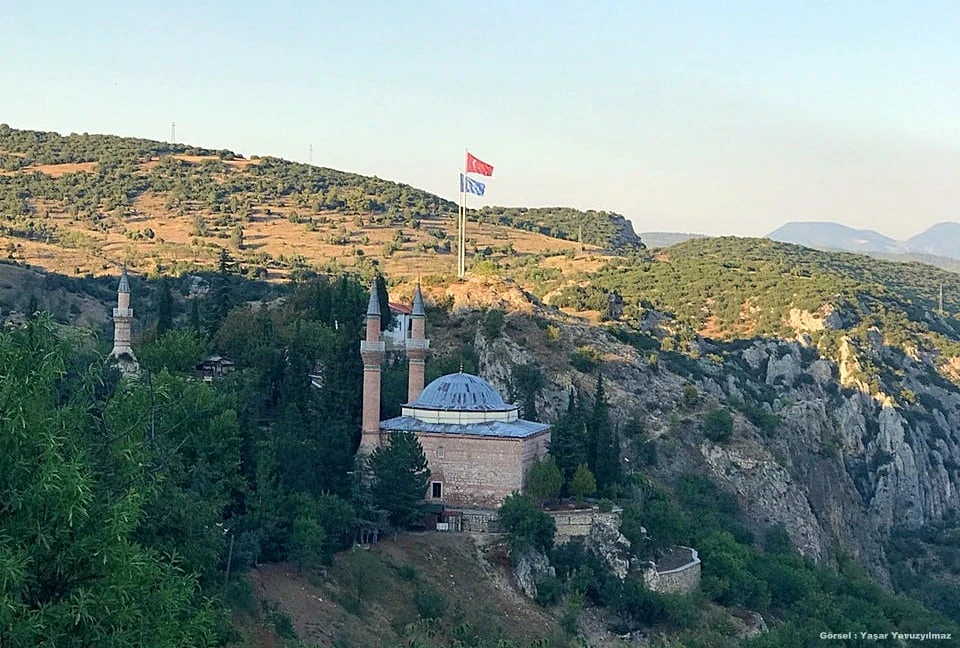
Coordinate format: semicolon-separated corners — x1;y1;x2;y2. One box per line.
170;122;176;143
308;144;313;165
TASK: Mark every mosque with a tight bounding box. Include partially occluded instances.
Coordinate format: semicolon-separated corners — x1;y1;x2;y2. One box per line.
359;283;551;510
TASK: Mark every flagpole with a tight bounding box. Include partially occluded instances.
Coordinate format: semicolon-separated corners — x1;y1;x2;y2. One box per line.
461;147;468;279
457;170;465;279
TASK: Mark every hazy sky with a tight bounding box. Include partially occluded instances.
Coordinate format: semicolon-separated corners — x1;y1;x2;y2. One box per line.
3;1;959;238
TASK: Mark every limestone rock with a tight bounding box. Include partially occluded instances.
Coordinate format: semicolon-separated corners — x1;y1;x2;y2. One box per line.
585;513;633;580
512;548;555;600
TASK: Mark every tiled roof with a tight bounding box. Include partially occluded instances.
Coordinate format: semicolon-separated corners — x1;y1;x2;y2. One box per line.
380;415;550;439
389;302;412;315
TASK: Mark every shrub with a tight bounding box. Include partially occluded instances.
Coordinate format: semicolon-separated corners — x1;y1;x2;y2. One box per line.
415;585;447;620
702;408;733;443
289;516;326;572
535;574;562;606
498;493;556;554
570;345;601;373
682;383;699;409
570;464;597;506
481;308;505;340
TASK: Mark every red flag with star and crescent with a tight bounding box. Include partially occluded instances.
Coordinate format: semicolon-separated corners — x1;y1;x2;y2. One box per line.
466;152;494;177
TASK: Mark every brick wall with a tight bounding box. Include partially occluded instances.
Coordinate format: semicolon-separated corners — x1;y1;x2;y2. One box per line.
415;430;550;509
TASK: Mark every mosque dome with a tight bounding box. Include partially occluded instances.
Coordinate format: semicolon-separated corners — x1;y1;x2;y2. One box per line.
409;373;513;411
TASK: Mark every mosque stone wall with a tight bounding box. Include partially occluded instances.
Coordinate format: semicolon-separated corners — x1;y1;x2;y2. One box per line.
418;433;522;509
413;431;547;509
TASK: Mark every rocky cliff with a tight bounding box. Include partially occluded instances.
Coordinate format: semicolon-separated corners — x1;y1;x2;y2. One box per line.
434;281;960;583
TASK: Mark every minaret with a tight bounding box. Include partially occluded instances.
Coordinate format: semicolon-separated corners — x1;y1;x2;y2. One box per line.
406;282;429;402
359;283;385;453
110;267;138;374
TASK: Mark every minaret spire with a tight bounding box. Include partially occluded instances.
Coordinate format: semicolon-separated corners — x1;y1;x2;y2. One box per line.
109;266;139;375
359;280;385;452
406;281;430;403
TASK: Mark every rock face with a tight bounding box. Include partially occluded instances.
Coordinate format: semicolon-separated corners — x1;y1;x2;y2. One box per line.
465;291;960;583
513;549;555;600
585;513;634;580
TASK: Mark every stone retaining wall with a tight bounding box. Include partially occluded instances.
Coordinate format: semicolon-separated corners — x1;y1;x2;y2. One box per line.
643;547;701;594
550;508;620;544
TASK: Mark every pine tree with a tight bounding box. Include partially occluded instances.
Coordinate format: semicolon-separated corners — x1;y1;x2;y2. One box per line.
375;273;394;332
549;388;588;486
369;432;430;528
590;373;621;493
210;248;234;329
156;277;173;335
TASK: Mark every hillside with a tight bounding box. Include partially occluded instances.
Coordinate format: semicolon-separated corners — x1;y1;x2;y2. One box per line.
6;126;960;647
0;124;638;282
7;241;960;646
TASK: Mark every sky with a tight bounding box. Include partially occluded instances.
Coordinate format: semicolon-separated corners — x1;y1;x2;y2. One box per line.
3;1;960;239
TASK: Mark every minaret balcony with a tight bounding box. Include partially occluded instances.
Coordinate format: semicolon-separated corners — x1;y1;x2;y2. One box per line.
405;339;430;351
113;307;133;318
360;340;385;353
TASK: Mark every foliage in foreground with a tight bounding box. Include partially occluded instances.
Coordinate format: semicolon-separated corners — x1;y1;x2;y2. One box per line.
0;318;218;646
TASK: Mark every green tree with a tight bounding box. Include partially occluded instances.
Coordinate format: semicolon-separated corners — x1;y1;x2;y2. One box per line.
509;362;544;421
289;515;326;572
156;276;174;335
231;224;244;250
549;388;588;487
374;272;394;332
368;432;430;528
590;374;621;493
527;454;562;508
498;493;556;554
703;408;734;443
138;329;207;374
0;317;217;646
570;463;597;506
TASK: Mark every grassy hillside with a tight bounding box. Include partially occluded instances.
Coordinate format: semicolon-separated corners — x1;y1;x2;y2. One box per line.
554;236;960;340
0;125;638;282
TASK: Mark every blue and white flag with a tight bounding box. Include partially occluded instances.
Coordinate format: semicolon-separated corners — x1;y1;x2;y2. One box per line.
460;173;485;196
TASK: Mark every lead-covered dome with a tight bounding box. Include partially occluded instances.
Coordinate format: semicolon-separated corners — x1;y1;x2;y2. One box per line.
410;373;511;411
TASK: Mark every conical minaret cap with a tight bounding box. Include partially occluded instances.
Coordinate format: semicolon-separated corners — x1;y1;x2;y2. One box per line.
117;267;130;293
366;281;381;317
412;282;425;316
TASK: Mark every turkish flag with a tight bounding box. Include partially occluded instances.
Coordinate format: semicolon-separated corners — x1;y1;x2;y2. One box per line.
466;152;494;176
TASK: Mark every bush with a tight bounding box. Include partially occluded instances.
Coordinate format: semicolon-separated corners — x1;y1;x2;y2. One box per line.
535;574;561;606
570;464;597;506
289;516;326;572
415;585;447;620
570;345;601;373
481;308;505;340
702;408;733;442
682;383;699;409
560;590;584;634
498;493;556;554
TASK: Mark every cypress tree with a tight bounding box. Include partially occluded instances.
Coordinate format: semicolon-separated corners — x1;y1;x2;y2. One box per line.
156;277;173;335
375;273;394;332
550;387;588;486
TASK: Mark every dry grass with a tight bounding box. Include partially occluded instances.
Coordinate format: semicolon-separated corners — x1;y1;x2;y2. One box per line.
247;533;555;648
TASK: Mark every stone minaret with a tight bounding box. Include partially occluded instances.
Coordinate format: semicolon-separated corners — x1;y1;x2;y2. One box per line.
359;283;385;453
110;267;138;374
406;283;429;402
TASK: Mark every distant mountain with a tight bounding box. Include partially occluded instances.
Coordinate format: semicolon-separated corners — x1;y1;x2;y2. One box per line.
906;222;960;259
767;222;901;254
638;231;708;248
